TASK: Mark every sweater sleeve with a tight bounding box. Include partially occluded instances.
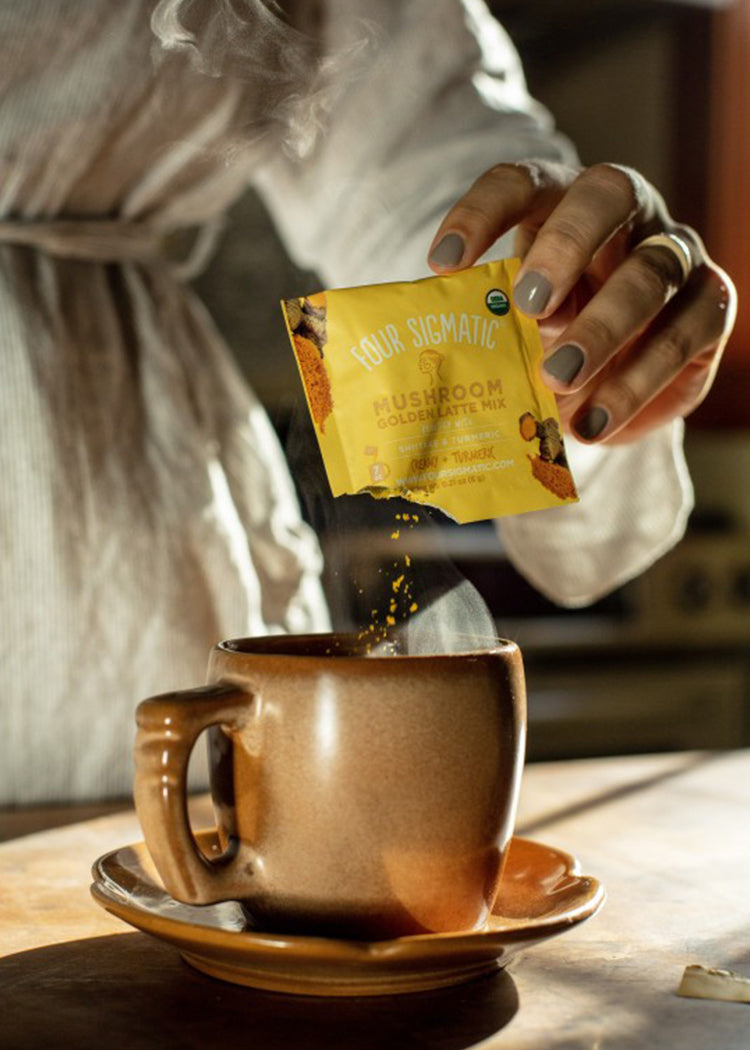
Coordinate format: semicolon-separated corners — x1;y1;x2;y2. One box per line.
251;0;578;286
498;422;693;607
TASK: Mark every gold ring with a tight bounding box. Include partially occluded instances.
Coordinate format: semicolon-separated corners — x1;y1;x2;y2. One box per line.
634;232;693;285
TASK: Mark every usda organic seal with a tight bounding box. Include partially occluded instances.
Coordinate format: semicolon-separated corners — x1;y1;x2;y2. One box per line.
485;288;510;316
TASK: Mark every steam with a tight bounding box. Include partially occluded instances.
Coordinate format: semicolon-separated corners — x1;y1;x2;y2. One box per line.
150;0;374;157
397;578;497;655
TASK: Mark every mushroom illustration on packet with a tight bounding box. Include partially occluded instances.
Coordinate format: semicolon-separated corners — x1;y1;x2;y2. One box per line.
280;259;578;524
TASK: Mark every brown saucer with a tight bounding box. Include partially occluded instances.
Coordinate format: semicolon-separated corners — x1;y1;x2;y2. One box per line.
91;832;604;997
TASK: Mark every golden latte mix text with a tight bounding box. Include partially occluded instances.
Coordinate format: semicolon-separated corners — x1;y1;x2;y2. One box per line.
281;260;578;523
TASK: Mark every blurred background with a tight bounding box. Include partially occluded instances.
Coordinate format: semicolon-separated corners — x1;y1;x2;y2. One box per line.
193;0;750;762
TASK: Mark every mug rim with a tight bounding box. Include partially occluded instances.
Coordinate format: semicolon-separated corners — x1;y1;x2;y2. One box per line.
216;632;518;662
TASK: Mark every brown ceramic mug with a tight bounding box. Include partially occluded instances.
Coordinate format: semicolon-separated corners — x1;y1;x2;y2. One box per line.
134;633;526;940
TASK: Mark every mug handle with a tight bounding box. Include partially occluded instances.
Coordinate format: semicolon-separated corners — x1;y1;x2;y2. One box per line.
134;681;254;905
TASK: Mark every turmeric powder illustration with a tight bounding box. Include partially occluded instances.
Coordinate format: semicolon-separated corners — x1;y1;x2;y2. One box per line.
293;333;333;433
528;455;577;500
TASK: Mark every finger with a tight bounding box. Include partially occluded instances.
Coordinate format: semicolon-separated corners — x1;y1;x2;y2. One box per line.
427;160;576;271
569;266;735;443
512;164;660;319
540;235;690;393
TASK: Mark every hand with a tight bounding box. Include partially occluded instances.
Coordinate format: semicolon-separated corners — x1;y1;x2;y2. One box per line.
427;161;736;443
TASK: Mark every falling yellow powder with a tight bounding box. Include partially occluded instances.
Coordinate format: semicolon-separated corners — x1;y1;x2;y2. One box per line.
355;512;422;647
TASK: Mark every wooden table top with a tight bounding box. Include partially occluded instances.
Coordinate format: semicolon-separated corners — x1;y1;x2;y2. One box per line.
2;749;748;1049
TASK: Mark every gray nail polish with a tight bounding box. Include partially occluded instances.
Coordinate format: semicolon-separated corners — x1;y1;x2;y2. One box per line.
514;271;552;315
575;406;609;441
429;233;465;267
543;344;585;385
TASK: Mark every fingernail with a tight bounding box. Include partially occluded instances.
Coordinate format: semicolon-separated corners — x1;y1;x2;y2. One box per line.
574;406;610;441
514;271;552;315
543;344;585;385
429;233;465;268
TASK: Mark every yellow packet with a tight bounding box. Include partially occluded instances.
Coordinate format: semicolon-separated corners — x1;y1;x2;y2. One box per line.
280;259;578;523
